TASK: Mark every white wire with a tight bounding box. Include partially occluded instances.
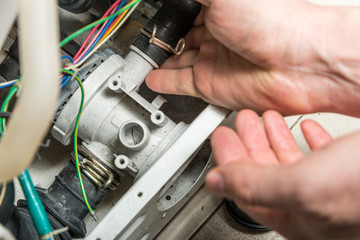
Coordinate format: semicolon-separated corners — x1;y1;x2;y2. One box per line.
74;2;140;68
0;80;17;88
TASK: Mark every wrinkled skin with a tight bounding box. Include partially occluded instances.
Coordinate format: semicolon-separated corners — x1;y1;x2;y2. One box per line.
207;110;360;240
146;0;360;116
145;0;360;239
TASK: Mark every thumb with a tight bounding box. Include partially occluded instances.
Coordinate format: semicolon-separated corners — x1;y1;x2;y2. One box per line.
206;162;303;209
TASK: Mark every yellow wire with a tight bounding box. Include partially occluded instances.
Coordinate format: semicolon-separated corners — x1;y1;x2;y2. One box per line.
96;9;130;46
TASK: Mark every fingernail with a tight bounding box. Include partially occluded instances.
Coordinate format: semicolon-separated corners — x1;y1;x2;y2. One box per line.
206;170;225;195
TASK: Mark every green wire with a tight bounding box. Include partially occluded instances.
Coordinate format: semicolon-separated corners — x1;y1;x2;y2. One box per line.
0;85;18;132
0;0;142;215
61;69;94;215
59;0;141;48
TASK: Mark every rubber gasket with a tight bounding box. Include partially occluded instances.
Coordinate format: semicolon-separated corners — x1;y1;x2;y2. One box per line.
225;200;271;232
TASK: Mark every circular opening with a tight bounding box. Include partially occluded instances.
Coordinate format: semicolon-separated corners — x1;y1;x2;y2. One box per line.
151;111;166;126
124;125;144;146
165;195;171;201
138;192;143;197
114;155;129;170
112;80;118;86
119;121;149;150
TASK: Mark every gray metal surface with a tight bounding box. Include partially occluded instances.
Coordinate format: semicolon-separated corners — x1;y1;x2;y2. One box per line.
155;184;223;240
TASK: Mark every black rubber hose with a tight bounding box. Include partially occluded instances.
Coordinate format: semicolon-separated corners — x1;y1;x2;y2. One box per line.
0;181;15;225
132;0;202;66
59;0;97;14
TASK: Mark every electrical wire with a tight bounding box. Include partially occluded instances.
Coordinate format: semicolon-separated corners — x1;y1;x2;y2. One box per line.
60;55;74;64
0;80;16;89
59;0;141;48
61;68;95;217
60;75;71;89
98;7;128;43
74;1;124;63
74;1;138;68
0;112;11;119
73;0;124;61
60;56;74;88
75;0;127;63
0;0;141;217
0;86;17;132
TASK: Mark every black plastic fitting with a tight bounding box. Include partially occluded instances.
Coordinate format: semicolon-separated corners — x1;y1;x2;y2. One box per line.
35;160;112;238
133;0;202;66
59;0;97;14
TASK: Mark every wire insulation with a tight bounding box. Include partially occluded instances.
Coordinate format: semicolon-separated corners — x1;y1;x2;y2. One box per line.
0;86;17;132
0;80;16;89
73;0;123;61
61;68;94;215
59;0;141;48
74;1;138;68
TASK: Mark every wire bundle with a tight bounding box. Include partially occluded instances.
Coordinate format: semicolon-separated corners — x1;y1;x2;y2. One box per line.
0;0;142;224
60;0;141;88
59;0;141;217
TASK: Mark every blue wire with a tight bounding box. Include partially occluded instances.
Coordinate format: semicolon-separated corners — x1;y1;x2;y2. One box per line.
0;82;15;89
60;56;74;88
78;0;126;62
60;75;71;89
61;55;74;64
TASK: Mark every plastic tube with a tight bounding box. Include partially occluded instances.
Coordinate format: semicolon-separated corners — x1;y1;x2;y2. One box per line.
0;0;60;182
18;169;52;237
0;0;17;49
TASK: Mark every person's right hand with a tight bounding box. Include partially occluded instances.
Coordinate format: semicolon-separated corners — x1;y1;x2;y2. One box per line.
206;110;360;240
146;0;360;117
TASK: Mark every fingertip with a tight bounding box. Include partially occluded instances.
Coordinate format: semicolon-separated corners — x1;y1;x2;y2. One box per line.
236;109;260;128
145;70;159;91
211;126;232;140
262;110;284;122
205;169;225;197
300;119;317;130
211;126;248;165
300;119;332;150
300;119;328;137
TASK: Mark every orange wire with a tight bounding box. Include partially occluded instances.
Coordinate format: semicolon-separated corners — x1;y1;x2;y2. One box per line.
96;9;130;46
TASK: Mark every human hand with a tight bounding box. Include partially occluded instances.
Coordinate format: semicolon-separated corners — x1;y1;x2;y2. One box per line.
206;109;360;240
146;0;360;117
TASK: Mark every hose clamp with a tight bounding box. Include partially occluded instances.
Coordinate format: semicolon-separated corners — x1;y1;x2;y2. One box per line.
141;25;186;56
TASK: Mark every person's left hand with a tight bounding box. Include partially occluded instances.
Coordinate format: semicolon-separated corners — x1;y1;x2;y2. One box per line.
207;110;360;240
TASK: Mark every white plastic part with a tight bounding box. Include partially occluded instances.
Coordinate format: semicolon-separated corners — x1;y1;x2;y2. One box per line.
151;110;167;126
114;155;130;170
0;0;17;50
0;0;60;182
119;120;150;151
